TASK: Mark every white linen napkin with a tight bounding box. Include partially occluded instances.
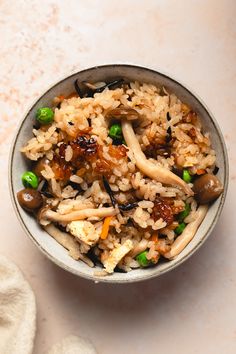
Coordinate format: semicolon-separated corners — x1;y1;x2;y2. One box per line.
0;256;97;354
0;256;36;354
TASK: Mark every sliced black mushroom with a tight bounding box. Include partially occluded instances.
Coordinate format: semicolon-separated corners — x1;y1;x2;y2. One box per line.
74;78;124;98
39;180;54;198
213;166;219;175
166;126;172;143
102;175;116;208
118;203;138;211
102;175;138;211
74;79;84;97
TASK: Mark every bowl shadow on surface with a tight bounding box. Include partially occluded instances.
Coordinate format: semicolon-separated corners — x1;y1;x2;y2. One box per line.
47;215;226;318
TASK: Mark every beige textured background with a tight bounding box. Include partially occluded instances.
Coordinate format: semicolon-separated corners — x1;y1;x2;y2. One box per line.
1;1;235;353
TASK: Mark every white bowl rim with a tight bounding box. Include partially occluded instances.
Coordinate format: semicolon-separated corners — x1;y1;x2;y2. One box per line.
8;63;229;283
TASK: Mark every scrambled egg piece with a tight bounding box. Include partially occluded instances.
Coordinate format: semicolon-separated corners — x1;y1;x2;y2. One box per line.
67;220;99;246
103;240;133;274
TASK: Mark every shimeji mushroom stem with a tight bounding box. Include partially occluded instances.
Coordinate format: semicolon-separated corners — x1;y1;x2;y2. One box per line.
44;224;94;267
164;205;208;259
122;120;193;196
42;207;117;223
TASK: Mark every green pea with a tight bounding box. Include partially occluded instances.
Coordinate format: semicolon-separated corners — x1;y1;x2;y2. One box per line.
36;107;54;124
178;203;191;222
175;222;186;235
22;171;39;189
109;123;123;140
182;169;192;183
136;250;151;267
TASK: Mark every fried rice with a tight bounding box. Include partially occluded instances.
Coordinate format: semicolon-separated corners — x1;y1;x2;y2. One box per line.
19;80;221;274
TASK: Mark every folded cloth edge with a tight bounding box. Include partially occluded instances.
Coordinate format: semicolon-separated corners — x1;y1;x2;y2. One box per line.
47;335;97;354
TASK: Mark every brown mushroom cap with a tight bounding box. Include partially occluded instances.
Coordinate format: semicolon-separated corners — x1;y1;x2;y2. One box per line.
106;106;140;121
17;188;43;212
33;157;50;178
193;174;223;204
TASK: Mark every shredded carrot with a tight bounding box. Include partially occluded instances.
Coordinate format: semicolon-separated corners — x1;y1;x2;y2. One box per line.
151;234;158;242
196;169;205;175
100;216;113;240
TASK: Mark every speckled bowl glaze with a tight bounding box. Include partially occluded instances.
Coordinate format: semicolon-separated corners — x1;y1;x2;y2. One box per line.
9;64;229;283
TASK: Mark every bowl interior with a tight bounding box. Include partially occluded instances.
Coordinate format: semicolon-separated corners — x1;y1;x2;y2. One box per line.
9;64;228;283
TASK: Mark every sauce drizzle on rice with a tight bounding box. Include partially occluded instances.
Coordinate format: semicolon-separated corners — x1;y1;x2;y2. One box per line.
18;80;223;274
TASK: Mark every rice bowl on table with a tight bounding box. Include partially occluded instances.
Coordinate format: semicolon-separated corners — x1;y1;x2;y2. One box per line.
10;65;228;282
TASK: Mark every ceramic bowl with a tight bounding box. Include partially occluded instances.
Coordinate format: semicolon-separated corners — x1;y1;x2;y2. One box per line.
9;64;229;283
